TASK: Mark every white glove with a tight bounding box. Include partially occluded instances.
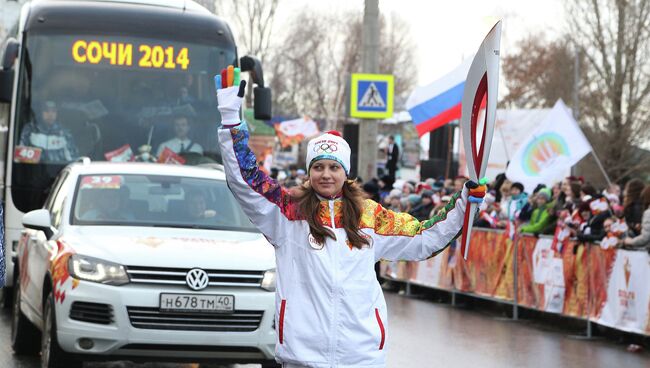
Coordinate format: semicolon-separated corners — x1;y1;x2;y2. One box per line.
217;85;243;126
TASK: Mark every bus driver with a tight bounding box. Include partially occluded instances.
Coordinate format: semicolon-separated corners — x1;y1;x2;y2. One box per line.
156;114;203;157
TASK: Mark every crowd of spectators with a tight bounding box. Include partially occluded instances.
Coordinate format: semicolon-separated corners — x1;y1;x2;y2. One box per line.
270;166;650;252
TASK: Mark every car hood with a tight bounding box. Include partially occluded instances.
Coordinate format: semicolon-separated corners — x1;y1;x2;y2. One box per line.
61;226;275;271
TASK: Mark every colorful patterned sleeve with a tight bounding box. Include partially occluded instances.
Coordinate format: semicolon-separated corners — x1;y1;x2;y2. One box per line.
218;122;298;247
362;191;467;262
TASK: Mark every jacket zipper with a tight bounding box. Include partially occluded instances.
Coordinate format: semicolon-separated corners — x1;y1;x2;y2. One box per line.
375;308;385;350
328;199;339;363
279;299;286;344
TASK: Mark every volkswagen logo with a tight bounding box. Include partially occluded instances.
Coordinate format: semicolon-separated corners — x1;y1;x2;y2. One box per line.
186;268;209;291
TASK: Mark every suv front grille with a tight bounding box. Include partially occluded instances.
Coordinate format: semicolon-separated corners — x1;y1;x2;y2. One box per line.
126;306;263;332
70;302;113;325
124;266;264;288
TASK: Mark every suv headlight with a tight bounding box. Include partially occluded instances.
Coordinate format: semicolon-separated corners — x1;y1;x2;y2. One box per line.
261;269;276;291
68;255;130;286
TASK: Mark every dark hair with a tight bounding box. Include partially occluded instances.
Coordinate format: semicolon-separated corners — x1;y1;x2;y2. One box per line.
292;180;370;249
641;186;650;209
580;183;597;197
533;184;546;194
173;114;190;123
624;179;645;208
511;182;524;193
569;182;581;199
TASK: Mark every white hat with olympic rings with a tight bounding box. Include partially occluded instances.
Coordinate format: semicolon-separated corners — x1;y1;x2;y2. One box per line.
306;130;351;176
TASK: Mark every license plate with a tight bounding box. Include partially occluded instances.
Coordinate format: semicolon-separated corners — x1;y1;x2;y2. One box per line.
159;293;235;313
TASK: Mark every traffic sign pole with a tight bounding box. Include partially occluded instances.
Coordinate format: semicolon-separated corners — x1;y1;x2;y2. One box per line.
358;0;379;181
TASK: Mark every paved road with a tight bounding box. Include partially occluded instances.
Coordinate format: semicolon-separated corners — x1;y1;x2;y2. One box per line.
1;290;649;367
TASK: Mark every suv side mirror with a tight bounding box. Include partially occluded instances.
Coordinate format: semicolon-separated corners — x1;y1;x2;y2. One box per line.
22;209;55;239
0;38;19;103
240;55;272;121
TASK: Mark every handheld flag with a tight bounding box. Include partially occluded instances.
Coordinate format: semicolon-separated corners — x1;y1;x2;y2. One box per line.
459;21;502;260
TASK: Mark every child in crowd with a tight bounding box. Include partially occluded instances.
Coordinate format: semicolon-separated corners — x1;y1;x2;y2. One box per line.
519;188;554;235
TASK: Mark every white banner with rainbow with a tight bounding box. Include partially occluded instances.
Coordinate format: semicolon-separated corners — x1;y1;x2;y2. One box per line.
505;99;592;192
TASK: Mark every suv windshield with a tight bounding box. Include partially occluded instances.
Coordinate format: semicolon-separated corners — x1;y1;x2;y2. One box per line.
71;174;256;232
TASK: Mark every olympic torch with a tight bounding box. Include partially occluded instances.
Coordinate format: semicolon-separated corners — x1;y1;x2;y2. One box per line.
459;21;502;260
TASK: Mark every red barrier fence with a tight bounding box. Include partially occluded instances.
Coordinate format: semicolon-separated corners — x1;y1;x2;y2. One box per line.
381;229;650;336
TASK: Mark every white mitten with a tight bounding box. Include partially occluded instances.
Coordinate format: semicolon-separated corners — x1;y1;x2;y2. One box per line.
217;85;242;126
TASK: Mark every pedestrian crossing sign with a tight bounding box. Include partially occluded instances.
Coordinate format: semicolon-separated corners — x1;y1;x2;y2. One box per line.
350;73;394;119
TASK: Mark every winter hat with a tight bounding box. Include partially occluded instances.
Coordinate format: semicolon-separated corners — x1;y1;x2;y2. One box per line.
511;182;525;193
363;181;379;196
416;183;432;194
392;179;405;190
306;131;351;175
537;188;552;201
420;190;434;199
407;194;422;206
389;189;402;199
402;182;415;193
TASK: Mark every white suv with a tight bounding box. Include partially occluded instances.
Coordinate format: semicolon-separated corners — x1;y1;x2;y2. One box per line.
11;161;278;367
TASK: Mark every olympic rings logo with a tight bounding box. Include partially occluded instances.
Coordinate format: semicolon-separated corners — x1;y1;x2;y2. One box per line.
313;142;338;154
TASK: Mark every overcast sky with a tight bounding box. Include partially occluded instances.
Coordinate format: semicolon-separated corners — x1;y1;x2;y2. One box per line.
277;0;566;87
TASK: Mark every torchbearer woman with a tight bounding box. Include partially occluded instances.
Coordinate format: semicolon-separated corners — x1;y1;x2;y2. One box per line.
215;68;486;368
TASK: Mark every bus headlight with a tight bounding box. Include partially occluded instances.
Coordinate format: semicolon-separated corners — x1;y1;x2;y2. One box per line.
68;255;130;286
261;269;276;291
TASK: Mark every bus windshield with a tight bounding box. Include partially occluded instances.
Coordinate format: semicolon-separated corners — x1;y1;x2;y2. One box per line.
12;33;235;212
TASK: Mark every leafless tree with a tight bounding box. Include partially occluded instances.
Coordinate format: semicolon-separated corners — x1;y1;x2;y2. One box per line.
216;0;279;64
566;0;650;182
269;9;417;131
501;34;587;109
216;0;280;103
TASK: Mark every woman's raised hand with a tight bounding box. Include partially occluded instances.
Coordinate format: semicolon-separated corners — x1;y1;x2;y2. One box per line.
215;65;247;126
466;178;488;204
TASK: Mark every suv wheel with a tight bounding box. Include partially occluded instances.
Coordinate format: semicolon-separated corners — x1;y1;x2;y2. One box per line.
11;279;41;355
41;292;82;368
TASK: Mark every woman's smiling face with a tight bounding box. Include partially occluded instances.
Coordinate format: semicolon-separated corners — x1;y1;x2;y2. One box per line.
309;159;346;198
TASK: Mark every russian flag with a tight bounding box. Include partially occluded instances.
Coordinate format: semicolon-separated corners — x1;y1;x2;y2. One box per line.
406;57;472;136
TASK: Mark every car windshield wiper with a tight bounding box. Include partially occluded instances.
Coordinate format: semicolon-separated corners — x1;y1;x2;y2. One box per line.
151;223;201;229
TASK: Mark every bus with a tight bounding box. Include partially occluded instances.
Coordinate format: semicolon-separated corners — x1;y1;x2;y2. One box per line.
0;0;271;298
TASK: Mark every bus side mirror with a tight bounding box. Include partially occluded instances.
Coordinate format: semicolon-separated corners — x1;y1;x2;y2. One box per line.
253;87;272;121
0;38;19;103
23;209;55;239
240;55;272;121
0;69;13;103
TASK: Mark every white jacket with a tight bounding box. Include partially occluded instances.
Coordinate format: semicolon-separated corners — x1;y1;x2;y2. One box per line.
218;123;469;368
